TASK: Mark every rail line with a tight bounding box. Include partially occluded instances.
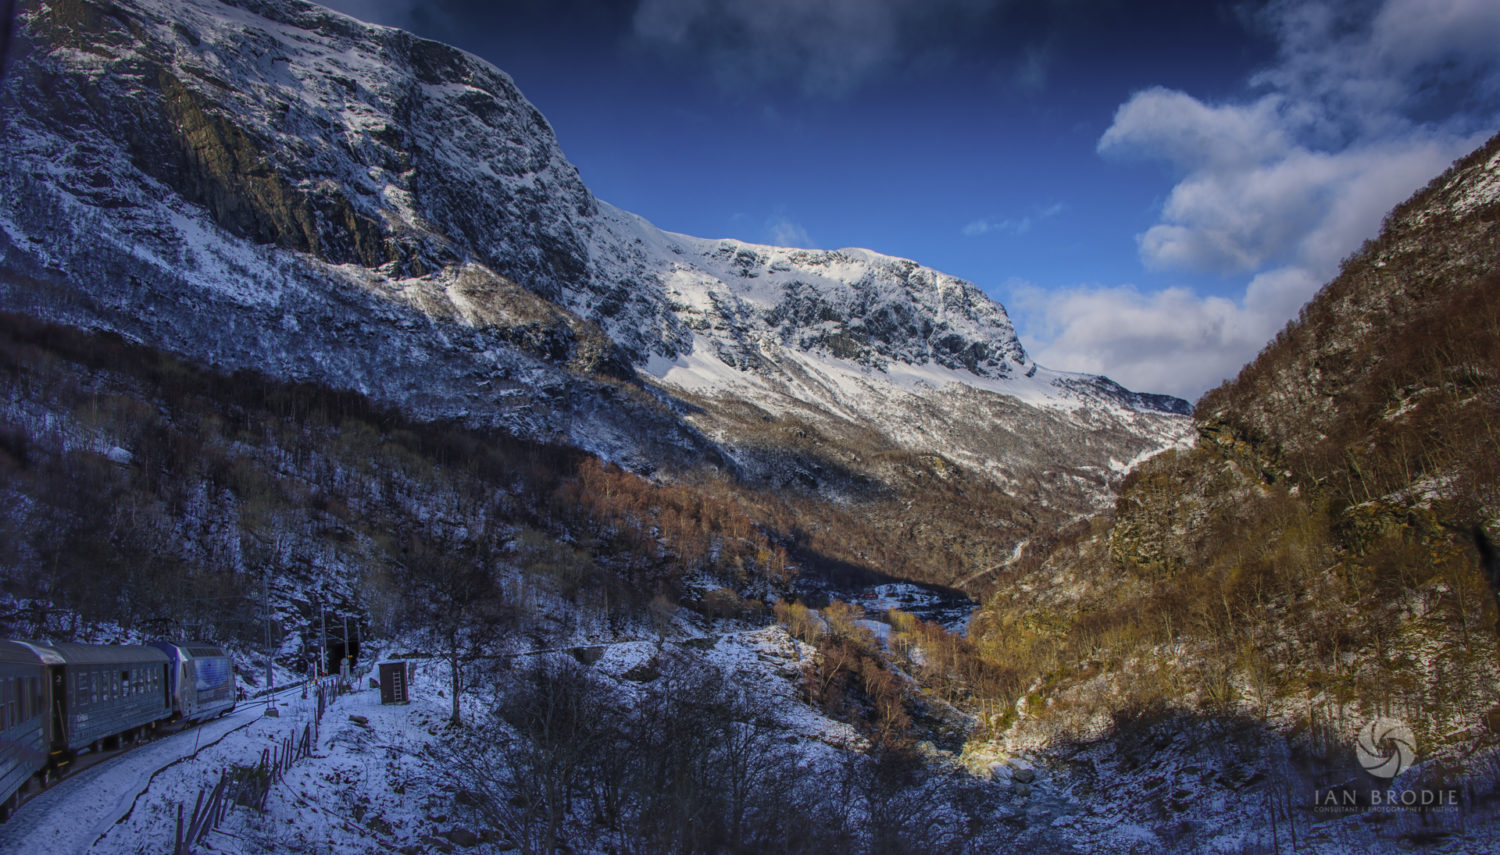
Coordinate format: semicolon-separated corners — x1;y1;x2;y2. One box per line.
0;684;305;852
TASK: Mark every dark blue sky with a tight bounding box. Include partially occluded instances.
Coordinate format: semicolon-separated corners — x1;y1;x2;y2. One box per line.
320;0;1500;398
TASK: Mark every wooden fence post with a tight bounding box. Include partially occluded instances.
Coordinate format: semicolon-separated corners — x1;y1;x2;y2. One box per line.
185;788;206;843
173;692;340;845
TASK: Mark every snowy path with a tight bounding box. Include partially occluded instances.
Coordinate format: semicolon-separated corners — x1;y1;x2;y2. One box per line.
0;690;304;854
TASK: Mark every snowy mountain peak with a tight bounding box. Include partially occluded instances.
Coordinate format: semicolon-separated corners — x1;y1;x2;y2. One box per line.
580;202;1031;382
2;0;1190;557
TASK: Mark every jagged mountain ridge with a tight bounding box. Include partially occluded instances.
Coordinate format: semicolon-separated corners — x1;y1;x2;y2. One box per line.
1;0;1191;590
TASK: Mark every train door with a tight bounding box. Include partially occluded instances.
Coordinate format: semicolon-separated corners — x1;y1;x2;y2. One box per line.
46;667;68;773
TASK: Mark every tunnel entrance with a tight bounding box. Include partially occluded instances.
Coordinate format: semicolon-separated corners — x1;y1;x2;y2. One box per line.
326;638;361;674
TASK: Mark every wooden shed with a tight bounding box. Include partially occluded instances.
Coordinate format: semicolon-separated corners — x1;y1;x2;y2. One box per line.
378;661;412;705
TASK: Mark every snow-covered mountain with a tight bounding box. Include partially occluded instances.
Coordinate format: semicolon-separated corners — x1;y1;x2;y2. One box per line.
0;0;1190;577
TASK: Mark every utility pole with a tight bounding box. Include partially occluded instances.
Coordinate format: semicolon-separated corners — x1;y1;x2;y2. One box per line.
264;570;272;687
319;598;327;679
264;569;278;716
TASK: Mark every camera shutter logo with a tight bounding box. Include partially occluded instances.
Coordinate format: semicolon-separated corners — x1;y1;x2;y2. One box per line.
1356;717;1416;779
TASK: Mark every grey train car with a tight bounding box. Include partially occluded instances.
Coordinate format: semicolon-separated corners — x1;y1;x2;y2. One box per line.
149;642;235;722
0;638;236;822
0;641;49;819
49;643;172;753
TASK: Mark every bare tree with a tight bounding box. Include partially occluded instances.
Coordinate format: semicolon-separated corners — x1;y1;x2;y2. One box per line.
403;533;512;726
433;658;610;855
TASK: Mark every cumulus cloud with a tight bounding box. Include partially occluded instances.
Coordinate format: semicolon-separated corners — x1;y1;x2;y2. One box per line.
631;0;1004;95
1099;90;1294;173
1257;0;1500;138
1108;119;1467;276
1011;281;1266;400
1039;0;1500;400
1010;265;1330;400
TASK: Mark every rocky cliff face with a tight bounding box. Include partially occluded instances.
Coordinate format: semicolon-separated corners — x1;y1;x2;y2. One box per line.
0;0;1191;592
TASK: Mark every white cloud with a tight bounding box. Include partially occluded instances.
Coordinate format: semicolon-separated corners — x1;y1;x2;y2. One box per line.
1052;0;1500;399
1099;89;1294;172
1010;281;1266;401
963;202;1064;238
1256;0;1500;138
631;0;1005;95
1370;0;1500;72
1124;134;1467;275
765;215;815;248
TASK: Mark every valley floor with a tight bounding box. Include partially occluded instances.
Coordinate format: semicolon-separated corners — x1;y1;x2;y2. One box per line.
10;624;1499;854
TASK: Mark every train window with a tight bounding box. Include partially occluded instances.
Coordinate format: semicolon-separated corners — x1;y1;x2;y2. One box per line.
31;677;39;716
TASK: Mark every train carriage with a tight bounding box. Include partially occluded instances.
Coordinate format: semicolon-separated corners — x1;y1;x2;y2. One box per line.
149;642;235;722
0;642;50;819
49;643;171;752
0;638;240;824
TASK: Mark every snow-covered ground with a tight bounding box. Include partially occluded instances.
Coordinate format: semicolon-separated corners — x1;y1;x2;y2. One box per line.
8;623;1495;854
0;687;306;853
0;628;857;853
0;674;442;855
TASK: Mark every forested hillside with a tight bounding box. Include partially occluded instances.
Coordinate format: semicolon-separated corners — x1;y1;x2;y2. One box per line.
0;310;792;649
963;134;1500;768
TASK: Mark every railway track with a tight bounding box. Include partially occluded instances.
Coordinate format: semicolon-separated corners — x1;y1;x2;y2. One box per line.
7;684;300;819
0;684;306;852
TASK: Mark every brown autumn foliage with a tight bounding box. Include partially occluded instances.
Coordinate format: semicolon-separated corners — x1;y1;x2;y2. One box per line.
0;311;797;639
773;599;917;746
